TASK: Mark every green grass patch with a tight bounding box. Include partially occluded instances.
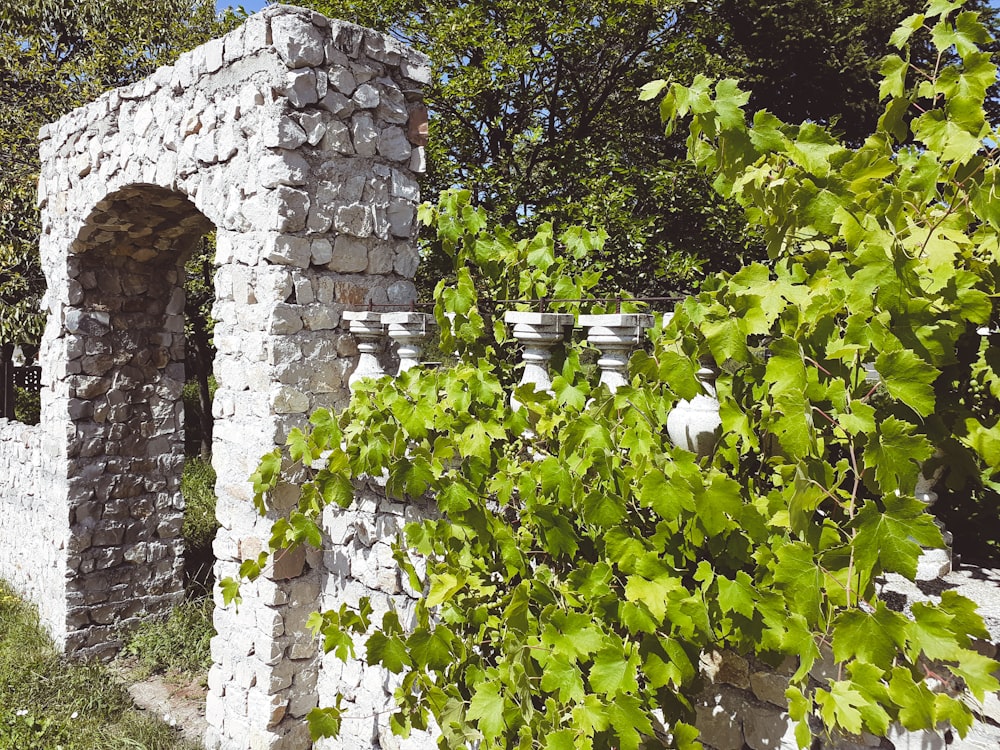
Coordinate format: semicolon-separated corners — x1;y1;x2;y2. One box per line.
122;597;215;680
0;582;200;750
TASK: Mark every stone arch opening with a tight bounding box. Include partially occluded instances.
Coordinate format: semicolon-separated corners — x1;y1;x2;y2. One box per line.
21;6;432;746
64;184;213;654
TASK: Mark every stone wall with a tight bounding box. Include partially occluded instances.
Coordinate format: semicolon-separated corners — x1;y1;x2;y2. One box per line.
314;480;436;750
0;420;66;640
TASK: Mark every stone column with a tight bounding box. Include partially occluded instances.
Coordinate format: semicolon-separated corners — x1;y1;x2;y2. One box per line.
382;311;436;373
504;311;574;409
578;313;654;392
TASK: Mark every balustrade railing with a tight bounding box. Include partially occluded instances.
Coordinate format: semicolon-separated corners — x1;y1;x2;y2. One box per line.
344;305;962;581
0;344;41;421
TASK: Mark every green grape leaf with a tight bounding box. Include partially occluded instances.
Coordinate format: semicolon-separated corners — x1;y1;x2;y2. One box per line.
874;350;939;417
816;681;866;736
606;695;654;750
544;730;576;750
467;681;506;737
308;705;343;740
540;654;585;703
832;602;908;665
862;416;933;495
408;627;455;671
589;649;639;696
852;496;943;580
889;667;936;730
717;571;756;619
365;631;412;673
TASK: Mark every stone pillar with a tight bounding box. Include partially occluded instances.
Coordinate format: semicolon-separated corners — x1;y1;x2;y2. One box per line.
343;310;387;386
578;313;654;392
504;311;574;409
382;311;436;373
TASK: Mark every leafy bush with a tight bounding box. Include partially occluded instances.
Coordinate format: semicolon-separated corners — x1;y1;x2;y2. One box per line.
14;386;39;425
236;2;1000;748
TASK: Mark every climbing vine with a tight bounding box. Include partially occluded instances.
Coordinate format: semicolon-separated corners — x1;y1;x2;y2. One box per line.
229;1;1000;747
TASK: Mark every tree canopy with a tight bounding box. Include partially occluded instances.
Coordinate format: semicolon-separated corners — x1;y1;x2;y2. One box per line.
286;0;1000;297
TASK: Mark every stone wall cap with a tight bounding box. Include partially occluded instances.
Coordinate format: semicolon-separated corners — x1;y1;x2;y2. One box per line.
380;311;436;325
342;309;384;322
578;313;654;328
503;311;574;326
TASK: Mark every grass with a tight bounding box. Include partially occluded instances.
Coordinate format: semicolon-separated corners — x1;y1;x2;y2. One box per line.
121;598;215;681
0;582;202;750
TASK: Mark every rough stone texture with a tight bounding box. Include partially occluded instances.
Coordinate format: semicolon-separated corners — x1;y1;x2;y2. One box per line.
21;6;429;750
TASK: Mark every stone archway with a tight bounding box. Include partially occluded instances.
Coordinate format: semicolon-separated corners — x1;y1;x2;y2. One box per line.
27;7;429;748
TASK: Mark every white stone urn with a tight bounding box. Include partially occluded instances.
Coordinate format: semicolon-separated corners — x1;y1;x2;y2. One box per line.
914;450;953;580
666;365;722;458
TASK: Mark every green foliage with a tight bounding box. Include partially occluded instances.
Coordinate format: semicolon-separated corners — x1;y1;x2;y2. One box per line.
181;456;218;596
235;1;1000;747
122;597;216;680
14;387;40;425
290;0;761;295
281;0;998;296
0;581;200;749
181;456;219;554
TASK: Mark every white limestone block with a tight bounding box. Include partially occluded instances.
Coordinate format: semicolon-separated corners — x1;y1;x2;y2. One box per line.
299;111;327;145
352;83;380;109
320;121;353;154
283;69;319;108
393;243;420;279
328;67;357;96
351;114;378;157
333;204;374;239
377;127;412;163
261;115;308;150
271;12;326;68
390;169;419;201
387;200;415;238
271;386;310;414
258;150;310;188
264;235;312;269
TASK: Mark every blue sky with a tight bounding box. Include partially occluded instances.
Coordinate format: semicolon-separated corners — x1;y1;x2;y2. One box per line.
216;1;269;13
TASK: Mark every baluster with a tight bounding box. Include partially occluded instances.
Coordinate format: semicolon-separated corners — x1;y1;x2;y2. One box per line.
343;310;386;388
382;311;436;374
504;311;573;410
578;313;654;393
